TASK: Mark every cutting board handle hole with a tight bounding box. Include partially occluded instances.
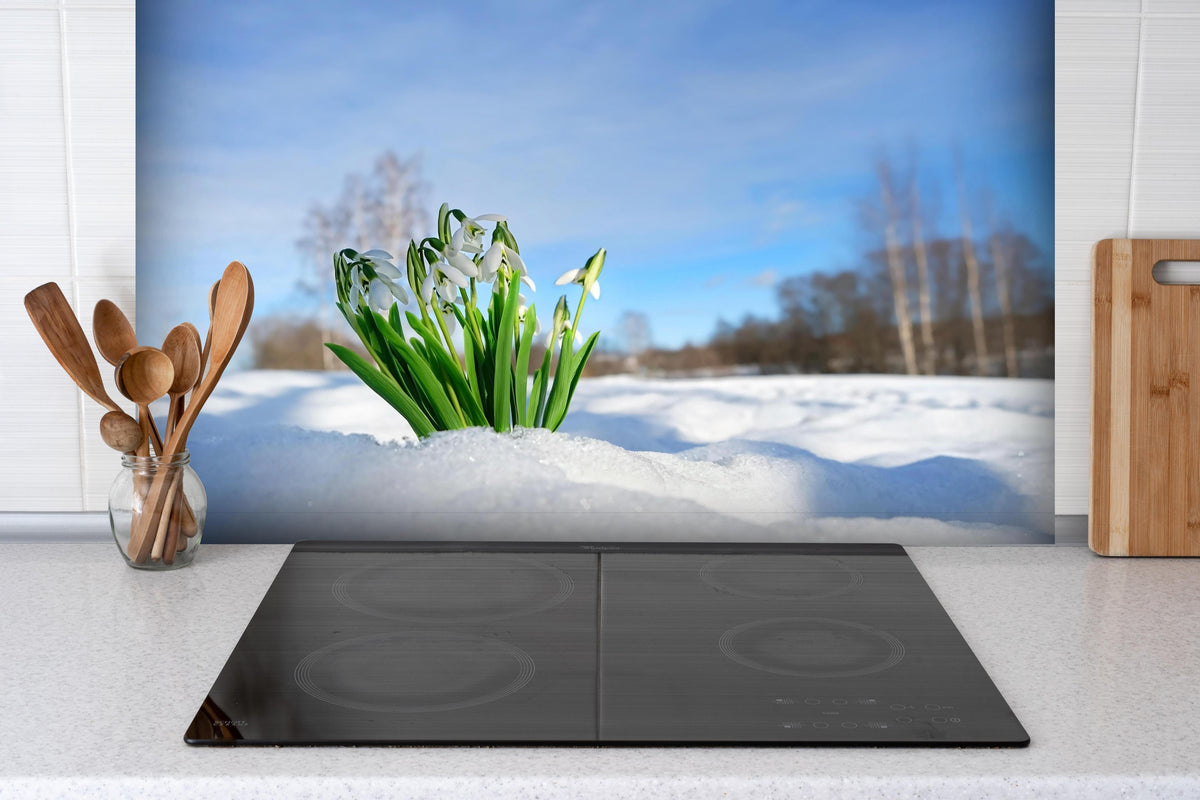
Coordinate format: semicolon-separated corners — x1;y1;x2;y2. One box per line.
1151;260;1200;284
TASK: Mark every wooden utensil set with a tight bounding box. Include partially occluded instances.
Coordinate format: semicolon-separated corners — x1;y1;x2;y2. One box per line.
23;261;254;565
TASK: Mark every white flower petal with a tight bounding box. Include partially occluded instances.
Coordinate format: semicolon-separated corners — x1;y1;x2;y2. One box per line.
421;272;436;304
506;247;528;275
574;330;584;346
443;311;458;337
589;281;600;300
450;226;466;252
350;283;362;307
474;213;506;222
360;249;393;260
369;279;393;311
521;273;536;292
555;268;584;286
351;265;362;284
383;278;409;305
373;261;403;281
481;242;503;281
437;280;457;303
440;263;470;288
446;250;479;277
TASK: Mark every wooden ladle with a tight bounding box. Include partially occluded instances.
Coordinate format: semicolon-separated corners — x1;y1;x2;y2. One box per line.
92;299;137;368
162;325;201;436
23;283;122;413
115;347;173;457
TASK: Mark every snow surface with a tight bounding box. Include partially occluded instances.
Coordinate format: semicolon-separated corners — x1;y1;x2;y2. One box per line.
177;371;1054;544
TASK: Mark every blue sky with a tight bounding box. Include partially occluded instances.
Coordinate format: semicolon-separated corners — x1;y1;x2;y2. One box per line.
137;0;1052;353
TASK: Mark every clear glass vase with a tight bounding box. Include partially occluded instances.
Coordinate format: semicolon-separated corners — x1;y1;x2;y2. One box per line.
109;450;207;570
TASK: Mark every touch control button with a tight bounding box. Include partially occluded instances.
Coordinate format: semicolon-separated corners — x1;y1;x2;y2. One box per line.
841;722;858;729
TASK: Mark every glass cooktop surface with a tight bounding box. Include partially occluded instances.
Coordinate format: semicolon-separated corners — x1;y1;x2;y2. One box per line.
186;542;1028;746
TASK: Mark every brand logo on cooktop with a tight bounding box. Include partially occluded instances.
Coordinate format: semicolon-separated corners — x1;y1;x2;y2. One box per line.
213;720;246;727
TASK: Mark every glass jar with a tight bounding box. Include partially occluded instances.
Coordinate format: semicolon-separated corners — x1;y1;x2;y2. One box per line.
109;450;206;570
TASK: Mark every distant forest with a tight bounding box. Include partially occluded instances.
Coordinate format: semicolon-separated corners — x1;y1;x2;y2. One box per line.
595;155;1053;379
251;150;1053;379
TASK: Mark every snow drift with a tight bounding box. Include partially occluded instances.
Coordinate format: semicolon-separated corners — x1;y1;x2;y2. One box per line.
179;371;1053;544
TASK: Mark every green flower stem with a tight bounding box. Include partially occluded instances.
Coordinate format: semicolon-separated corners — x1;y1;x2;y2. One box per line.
432;306;464;374
568;290;590;345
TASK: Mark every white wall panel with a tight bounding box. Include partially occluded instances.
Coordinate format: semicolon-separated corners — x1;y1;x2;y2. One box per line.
0;1;133;511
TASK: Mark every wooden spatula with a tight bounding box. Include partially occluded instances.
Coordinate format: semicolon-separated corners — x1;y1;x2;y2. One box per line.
24;283;123;413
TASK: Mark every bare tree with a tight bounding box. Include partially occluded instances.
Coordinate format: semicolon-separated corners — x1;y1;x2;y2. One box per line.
909;173;936;375
296;151;428;369
877;160;918;375
954;148;989;376
619;311;653;356
982;194;1019;378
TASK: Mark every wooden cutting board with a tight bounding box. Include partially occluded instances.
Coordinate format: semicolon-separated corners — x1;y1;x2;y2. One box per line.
1091;238;1200;556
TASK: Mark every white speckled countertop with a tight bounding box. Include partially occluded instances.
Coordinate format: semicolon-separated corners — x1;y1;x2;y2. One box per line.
1;543;1198;799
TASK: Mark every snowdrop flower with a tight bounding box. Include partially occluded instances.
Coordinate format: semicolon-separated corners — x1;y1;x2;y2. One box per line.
349;259;409;310
479;241;535;290
517;294;541;335
450;213;506;255
421;267;466;306
554;267;599;299
555;248;606;300
544;295;580;346
438;243;480;281
435;300;459;337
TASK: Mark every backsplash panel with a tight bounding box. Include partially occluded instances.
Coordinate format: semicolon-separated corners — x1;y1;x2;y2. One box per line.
0;2;1196;515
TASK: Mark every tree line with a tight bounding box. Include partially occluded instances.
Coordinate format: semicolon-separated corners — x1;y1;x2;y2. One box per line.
599;151;1053;379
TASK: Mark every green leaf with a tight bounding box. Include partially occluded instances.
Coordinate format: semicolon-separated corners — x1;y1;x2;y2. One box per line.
326;344;435;438
551;331;600;431
491;279;522;432
412;316;488;426
543;335;575;430
369;312;463;430
514;303;536;426
531;357;550;428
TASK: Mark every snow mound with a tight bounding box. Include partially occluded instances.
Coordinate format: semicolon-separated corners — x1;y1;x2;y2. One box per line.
189;425;1049;545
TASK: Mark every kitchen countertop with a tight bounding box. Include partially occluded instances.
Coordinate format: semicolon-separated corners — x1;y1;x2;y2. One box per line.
1;543;1198;799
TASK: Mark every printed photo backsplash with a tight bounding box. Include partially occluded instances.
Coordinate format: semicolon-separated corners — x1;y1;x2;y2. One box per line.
137;0;1053;543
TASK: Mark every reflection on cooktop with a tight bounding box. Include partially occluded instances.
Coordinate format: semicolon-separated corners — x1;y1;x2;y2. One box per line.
700;554;863;600
187;542;1028;747
718;616;905;679
293;631;537;713
331;553;575;623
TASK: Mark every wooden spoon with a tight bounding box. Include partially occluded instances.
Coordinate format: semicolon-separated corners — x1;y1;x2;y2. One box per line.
92;299;137;368
197;280;220;386
115;347;173;457
129;262;254;564
162;325;201;436
99;410;143;454
23;283;122;413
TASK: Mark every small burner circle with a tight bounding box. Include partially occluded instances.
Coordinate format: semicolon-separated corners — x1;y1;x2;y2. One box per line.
294;631;536;714
332;554;575;623
719;617;905;679
700;555;864;601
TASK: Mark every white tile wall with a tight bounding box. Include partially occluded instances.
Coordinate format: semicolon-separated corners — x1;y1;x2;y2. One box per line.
0;0;133;511
0;2;1195;514
1055;2;1200;514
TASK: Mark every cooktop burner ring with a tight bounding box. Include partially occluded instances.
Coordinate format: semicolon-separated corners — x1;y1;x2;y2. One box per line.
700;555;864;601
294;631;537;714
331;553;575;623
719;616;906;679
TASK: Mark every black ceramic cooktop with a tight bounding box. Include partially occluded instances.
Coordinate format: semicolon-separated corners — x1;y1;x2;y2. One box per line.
186;542;1028;746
